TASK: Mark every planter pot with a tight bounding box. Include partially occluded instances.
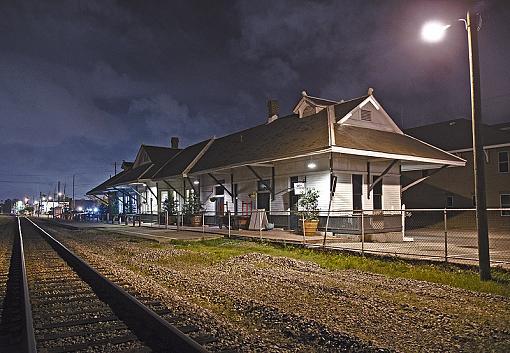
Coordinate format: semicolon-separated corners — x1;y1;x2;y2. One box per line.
190;214;202;227
302;220;319;236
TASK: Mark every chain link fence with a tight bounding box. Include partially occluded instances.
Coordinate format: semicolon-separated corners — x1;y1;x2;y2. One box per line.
107;207;510;267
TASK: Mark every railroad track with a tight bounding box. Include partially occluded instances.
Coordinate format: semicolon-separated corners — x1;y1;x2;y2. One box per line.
1;216;228;353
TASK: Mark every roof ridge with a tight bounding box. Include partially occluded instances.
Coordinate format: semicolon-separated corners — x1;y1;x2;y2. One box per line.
306;95;340;104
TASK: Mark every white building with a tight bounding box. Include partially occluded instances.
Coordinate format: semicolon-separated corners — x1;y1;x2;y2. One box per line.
88;89;465;236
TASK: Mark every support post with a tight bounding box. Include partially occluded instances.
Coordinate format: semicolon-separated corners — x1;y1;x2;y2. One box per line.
467;10;490;280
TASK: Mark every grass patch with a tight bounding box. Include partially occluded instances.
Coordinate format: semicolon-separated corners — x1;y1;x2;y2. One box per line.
163;238;510;297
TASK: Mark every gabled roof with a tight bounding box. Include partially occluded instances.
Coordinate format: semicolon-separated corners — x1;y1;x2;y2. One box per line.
143;145;181;161
86;170;130;195
152;139;213;179
333;95;369;122
404;118;510;151
334;125;465;165
190;110;330;174
86;144;181;195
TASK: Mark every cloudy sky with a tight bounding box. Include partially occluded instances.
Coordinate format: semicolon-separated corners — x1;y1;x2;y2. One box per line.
1;0;509;200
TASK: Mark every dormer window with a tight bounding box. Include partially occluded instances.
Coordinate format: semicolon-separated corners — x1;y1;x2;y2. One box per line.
361;109;372;121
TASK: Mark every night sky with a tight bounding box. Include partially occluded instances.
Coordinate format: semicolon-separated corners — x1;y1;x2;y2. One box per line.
1;0;509;201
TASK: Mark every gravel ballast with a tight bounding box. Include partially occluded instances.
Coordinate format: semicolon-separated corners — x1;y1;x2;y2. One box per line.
44;225;510;353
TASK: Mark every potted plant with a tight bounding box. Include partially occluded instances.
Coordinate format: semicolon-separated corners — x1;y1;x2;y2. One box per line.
183;194;202;226
163;196;177;224
298;188;320;236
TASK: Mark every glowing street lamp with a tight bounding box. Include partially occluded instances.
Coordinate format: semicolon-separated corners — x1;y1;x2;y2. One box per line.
421;11;490;280
421;21;451;43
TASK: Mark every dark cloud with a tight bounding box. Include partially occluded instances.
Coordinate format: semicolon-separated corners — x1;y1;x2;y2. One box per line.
1;0;509;199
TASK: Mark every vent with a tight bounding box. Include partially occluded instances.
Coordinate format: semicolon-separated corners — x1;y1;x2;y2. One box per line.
361;109;372;121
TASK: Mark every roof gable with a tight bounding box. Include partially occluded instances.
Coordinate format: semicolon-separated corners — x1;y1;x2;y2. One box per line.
336;95;402;133
292;92;339;118
132;144;180;168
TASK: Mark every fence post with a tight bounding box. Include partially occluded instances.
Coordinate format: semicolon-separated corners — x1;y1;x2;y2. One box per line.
228;210;231;238
361;210;365;257
302;214;306;244
165;211;168;229
259;210;262;241
323;210;329;248
177;210;180;232
202;212;205;233
401;204;406;240
444;208;448;263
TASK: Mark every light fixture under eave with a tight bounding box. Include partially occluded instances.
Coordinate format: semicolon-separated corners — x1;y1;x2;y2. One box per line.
421;21;451;43
193;180;200;185
307;161;317;169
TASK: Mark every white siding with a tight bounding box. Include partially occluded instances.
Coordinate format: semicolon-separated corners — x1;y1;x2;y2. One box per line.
305;172;330;211
271;175;288;211
331;173;352;211
383;175;401;211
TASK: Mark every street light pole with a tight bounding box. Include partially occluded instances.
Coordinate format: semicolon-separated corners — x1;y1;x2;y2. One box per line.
466;10;490;280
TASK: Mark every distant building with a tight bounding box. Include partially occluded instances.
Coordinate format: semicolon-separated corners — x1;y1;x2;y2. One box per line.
403;118;510;215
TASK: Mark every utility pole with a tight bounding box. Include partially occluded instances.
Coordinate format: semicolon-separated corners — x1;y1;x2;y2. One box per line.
467;10;490;280
72;174;75;211
114;161;117;176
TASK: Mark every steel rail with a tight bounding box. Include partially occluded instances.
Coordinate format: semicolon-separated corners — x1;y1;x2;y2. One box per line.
17;216;38;353
23;217;209;353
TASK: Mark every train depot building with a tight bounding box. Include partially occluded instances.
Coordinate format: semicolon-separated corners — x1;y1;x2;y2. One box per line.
87;90;465;241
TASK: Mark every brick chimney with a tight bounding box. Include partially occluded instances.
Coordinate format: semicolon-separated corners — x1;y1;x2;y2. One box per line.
170;137;179;149
267;99;279;124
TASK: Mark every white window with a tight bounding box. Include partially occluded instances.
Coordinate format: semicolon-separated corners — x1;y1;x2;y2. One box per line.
501;194;510;216
498;151;509;173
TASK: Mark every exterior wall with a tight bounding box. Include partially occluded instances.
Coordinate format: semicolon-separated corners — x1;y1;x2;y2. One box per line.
333;155;401;212
194;153;402;215
403;147;510;209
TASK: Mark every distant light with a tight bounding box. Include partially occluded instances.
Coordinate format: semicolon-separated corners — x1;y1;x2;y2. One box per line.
421;21;450;43
307;161;317;169
24;197;29;203
58;192;63;196
48;196;53;200
42;197;46;201
77;206;83;212
193;180;200;185
93;207;98;213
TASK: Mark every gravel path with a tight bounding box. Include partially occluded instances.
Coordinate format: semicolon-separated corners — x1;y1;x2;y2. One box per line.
45;225;510;353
